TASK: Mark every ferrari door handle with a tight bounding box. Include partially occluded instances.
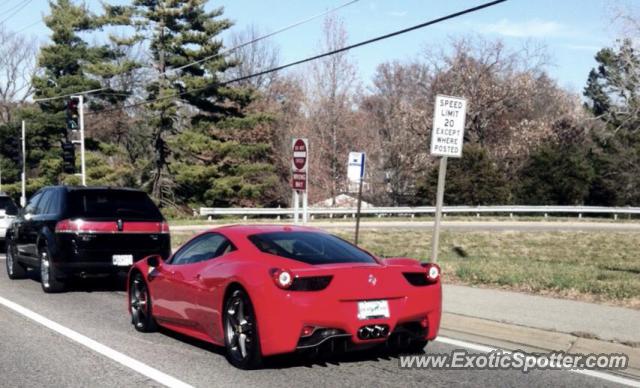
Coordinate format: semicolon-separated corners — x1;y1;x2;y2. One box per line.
196;274;202;281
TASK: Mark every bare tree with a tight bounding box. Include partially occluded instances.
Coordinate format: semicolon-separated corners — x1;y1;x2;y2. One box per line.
304;15;361;204
226;24;280;92
360;37;584;205
0;26;36;124
360;61;432;205
424;37;580;177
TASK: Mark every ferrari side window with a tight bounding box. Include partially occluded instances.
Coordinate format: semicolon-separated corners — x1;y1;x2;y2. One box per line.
170;233;235;265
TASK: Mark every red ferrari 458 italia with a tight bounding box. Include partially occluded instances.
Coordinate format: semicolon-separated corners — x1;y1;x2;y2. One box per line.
127;225;442;369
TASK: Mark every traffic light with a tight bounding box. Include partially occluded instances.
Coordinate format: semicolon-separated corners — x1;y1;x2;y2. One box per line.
66;97;80;131
61;141;75;174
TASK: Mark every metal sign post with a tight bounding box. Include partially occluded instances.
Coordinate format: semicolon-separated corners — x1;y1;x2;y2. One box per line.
429;95;467;263
348;152;366;245
431;157;447;262
79;95;86;186
20;120;26;207
293;190;300;223
70;95;87;186
291;138;309;224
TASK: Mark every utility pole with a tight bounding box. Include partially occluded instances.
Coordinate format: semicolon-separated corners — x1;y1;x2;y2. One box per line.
78;95;86;186
69;95;86;185
20;120;26;207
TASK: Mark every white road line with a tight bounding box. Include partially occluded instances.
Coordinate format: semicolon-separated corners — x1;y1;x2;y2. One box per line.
0;296;193;388
436;336;640;387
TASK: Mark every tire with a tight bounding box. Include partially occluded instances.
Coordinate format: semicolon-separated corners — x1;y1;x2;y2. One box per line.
129;272;157;332
404;339;428;354
40;247;65;293
223;288;262;369
5;239;26;279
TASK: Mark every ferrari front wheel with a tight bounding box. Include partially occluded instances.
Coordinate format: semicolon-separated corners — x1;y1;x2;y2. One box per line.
224;288;262;369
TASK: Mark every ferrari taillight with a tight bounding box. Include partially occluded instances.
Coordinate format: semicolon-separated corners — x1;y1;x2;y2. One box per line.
271;268;293;289
422;263;441;283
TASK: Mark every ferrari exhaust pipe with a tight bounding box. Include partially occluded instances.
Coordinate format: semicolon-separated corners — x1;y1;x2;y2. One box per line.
358;324;390;340
375;325;389;337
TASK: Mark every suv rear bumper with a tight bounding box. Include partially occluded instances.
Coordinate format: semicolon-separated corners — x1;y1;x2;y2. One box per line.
51;234;170;277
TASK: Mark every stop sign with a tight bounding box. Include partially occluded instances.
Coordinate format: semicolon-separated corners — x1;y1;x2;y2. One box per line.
293;139;307;170
291;138;308;191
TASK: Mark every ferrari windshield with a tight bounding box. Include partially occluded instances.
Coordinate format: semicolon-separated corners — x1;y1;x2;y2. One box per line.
248;231;376;265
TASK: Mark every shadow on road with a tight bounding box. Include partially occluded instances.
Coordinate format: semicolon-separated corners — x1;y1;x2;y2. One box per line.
156;325;409;370
22;268;127;293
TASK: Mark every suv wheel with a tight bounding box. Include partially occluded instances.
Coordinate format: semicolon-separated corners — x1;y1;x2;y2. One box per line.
40;248;65;293
6;239;26;279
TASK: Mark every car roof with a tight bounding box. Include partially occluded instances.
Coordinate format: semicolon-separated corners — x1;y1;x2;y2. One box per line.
40;185;146;193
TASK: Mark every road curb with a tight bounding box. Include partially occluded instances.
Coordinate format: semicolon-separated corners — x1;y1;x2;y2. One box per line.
440;312;640;380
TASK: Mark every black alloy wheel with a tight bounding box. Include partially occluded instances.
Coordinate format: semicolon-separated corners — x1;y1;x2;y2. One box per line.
223;288;262;369
130;272;157;332
40;247;65;293
6;239;26;279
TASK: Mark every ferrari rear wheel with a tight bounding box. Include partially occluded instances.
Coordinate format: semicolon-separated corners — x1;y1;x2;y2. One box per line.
224;288;262;369
405;339;428;354
130;272;157;332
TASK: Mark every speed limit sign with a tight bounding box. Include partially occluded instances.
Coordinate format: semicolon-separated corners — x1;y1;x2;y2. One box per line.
430;95;467;158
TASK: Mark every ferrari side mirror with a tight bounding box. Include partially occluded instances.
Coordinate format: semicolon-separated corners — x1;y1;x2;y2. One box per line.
147;255;162;268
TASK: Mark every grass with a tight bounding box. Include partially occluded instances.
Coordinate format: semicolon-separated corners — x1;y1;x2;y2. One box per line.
333;229;640;308
168;228;640;308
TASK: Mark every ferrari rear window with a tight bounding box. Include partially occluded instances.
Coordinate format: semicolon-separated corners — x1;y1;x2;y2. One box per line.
248;231;376;265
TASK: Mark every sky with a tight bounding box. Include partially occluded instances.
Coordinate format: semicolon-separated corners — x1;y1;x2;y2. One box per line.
1;0;634;93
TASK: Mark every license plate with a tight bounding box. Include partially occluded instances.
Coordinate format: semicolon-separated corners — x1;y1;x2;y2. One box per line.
112;254;133;266
357;300;390;320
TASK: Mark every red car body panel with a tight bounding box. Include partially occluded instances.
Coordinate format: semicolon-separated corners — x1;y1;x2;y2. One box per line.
128;225;442;356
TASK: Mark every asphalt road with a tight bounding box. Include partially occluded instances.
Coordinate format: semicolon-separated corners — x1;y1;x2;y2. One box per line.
0;253;629;388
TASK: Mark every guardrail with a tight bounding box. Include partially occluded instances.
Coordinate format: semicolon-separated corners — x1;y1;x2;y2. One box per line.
199;205;640;219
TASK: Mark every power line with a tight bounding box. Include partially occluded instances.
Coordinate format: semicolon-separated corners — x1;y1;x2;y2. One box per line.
33;0;360;103
89;0;508;116
15;19;42;34
0;0;34;25
0;1;19;12
171;0;360;73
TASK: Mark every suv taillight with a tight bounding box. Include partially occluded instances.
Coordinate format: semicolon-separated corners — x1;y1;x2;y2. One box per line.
55;219;77;233
160;221;170;234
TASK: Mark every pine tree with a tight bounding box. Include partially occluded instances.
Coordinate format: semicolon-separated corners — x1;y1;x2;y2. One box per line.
131;0;280;207
30;0;137;187
584;39;640;205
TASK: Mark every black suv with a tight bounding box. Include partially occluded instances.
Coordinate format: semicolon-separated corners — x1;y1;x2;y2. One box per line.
5;186;171;293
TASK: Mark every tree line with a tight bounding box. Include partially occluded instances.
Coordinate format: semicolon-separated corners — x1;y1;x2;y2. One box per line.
0;0;638;213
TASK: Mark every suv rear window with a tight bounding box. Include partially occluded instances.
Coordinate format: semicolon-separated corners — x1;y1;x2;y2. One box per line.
67;190;163;220
248;231;376;265
0;196;18;215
